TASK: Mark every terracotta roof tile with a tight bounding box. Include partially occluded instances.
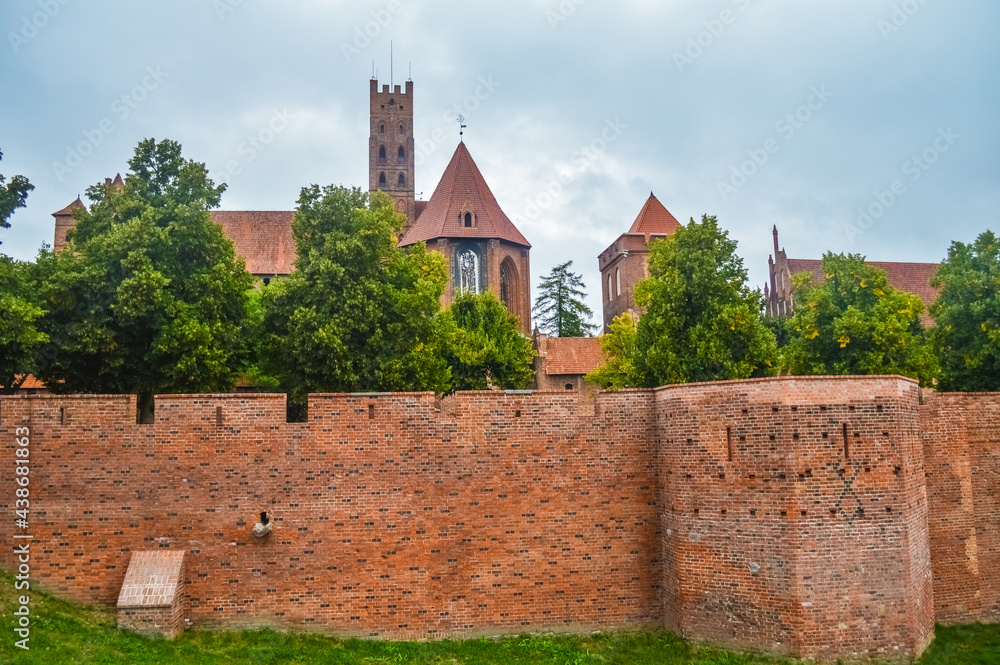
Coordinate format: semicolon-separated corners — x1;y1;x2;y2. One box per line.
211;211;295;276
400;142;530;248
52;197;84;216
785;258;940;324
543;337;604;376
628;193;681;236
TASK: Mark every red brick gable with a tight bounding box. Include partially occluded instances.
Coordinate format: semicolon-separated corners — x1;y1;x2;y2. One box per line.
627;193;681;236
399;142;530;248
211;210;295;276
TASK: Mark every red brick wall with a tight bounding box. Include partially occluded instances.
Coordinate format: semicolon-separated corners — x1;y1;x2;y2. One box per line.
657;377;934;661
0;391;659;638
921;392;1000;624
4;378;994;659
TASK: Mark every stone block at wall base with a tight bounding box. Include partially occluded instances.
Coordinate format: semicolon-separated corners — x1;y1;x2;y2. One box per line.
116;550;186;639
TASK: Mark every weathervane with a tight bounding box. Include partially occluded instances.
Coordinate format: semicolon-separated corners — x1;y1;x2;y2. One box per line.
458;114;467;142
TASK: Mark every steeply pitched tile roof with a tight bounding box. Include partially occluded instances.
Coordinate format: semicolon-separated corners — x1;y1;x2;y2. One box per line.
53;197;84;216
211;211;296;276
542;336;604;376
400;142;530;248
627;193;681;236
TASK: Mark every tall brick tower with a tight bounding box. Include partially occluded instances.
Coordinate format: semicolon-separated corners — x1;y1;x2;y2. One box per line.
369;78;416;233
598;193;682;333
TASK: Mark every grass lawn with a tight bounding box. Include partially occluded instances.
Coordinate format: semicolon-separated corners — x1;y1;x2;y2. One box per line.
1;570;996;664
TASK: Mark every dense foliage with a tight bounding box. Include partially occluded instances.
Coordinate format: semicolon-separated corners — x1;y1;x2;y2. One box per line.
533;260;597;337
0;148;34;241
34;139;258;419
781;253;937;386
931;230;1000;391
261;187;451;403
586;312;644;390
444;292;536;391
633;215;776;386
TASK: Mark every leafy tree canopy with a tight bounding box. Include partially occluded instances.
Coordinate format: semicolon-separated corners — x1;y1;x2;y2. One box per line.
931;230;1000;391
262;187;451;402
444;292;536;391
0;257;48;394
533;261;597;337
634;214;776;385
781;252;937;386
0;148;34;242
586;312;644;390
35;139;257;418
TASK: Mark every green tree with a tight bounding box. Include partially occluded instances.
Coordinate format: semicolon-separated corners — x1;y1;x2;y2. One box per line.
0;148;46;392
444;292;535;391
634;214;776;386
262;187;451;403
533;261;597;337
931;231;1000;391
781;252;937;385
0;148;34;242
585;312;644;389
35;139;258;420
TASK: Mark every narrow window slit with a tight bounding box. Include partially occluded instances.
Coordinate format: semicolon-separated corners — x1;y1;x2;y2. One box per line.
369;404;375;420
842;423;849;459
726;426;733;462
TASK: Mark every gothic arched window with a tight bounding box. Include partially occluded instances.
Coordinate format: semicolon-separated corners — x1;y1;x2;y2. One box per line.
464;212;473;228
399;123;405;134
616;268;621;296
608;274;613;301
457;248;481;295
379;172;387;188
398;173;406;187
380;124;385;134
500;258;516;313
398;146;406;163
378;146;387;164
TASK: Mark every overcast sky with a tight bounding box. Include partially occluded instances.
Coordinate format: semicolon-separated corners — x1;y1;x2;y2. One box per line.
1;0;997;324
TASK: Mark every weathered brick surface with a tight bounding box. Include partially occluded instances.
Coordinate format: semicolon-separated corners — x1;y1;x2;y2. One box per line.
0;391;659;638
920;392;1000;624
657;377;934;661
117;550;186;638
1;377;996;660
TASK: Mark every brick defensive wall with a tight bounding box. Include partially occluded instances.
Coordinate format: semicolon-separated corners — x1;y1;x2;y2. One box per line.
0;376;997;661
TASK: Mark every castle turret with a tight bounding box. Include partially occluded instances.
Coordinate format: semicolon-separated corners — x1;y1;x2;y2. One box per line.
369;78;416;233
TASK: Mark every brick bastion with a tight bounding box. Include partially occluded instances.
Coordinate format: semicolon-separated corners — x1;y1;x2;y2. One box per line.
0;376;997;661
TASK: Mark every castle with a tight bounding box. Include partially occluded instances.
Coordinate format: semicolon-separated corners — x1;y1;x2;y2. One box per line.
16;77;1000;662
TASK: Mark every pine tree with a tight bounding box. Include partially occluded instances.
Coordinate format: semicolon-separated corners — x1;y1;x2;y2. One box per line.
532;261;597;337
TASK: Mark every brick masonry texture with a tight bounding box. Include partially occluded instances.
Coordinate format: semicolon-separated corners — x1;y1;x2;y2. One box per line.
0;378;996;660
920;392;1000;624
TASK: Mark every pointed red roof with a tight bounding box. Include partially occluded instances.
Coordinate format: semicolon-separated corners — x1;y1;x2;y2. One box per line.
628;193;681;235
399;142;530;248
53;197;84;216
